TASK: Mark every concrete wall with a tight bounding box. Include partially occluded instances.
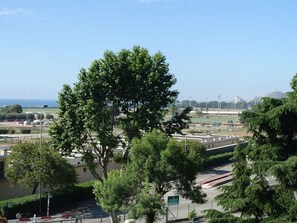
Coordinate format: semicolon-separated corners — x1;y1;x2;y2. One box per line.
0;160;121;201
0;179;32;200
206;142;248;156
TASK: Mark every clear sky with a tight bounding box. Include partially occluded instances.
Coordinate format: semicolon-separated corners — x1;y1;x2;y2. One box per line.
1;0;297;102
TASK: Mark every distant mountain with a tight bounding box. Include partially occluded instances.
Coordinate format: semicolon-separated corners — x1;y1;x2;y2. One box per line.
248;96;262;104
265;91;287;99
248;91;287;104
234;96;246;103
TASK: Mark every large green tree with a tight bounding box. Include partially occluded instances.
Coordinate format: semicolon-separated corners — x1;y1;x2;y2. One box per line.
49;46;190;223
206;74;297;223
211;143;252;218
94;130;206;223
6;142;77;194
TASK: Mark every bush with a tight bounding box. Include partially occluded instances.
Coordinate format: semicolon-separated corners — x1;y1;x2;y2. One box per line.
10;130;15;134
26;113;34;120
50;180;95;208
5;113;26;121
204;152;234;168
1;180;96;219
188;209;197;220
45;114;54;120
0;129;9;134
188;129;203;134
21;129;31;134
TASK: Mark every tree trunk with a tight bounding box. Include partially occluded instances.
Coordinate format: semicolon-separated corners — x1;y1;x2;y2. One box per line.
294;190;297;200
146;212;155;223
109;211;119;223
32;182;38;194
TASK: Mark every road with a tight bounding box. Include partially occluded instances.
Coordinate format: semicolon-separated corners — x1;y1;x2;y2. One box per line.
164;163;232;221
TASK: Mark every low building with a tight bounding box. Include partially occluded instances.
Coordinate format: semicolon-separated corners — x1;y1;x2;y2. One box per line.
0;146;120;200
173;134;239;148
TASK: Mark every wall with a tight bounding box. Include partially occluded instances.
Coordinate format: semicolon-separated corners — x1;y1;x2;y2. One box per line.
0;159;121;200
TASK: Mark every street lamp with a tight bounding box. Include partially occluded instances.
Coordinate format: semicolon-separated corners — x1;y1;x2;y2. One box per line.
39;105;48;214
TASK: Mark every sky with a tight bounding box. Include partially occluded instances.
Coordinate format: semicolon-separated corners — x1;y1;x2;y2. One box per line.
1;0;297;102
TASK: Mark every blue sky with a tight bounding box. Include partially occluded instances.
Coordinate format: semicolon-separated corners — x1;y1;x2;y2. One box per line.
1;0;297;102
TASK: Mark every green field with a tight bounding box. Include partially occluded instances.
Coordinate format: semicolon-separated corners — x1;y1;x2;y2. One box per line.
190;114;240;124
23;107;58;115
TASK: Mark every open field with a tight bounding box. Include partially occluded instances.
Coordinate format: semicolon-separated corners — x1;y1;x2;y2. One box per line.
0;112;248;147
190;114;240;125
23;107;58;115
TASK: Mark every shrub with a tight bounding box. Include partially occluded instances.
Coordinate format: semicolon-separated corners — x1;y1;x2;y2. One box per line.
204;152;234;168
5;113;26;121
45;114;54;120
26;113;34;120
188;209;197;220
10;130;15;134
0;129;9;134
21;129;31;134
1;180;96;219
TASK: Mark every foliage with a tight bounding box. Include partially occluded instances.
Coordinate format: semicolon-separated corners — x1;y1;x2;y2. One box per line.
207;142;296;222
93;170;135;213
26;113;34;120
36;113;44;120
0;105;25;121
0;180;95;219
21;129;31;134
49;46;187;179
214;144;251;217
269;156;297;190
0;104;23;114
241;97;297;160
6;142;77;194
129;186;165;223
50;180;95;209
45;114;54;119
0;129;9;134
96;130;206;223
204;209;257;223
178;99;251;110
207;74;297;222
0;113;26;121
49;46;191;223
163;107;192;136
204;152;234;167
188;209;197;220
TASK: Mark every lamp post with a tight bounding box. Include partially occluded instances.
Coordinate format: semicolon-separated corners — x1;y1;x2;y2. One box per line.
39;105;48;214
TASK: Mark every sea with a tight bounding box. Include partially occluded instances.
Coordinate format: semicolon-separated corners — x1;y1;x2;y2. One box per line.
0;98;58;108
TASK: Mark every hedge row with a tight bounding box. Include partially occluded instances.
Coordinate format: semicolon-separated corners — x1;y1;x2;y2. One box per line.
0;113;26;121
204;152;234;168
0;129;9;134
0;180;96;219
0;129;31;134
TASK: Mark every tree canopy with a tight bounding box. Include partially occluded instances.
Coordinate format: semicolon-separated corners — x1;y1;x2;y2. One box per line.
206;74;297;223
6;142;77;194
0;104;23;114
49;46;191;223
94;130;206;223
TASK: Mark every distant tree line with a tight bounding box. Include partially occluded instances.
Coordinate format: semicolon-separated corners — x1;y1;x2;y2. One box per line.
177;100;256;109
0;104;54;122
0;104;25;121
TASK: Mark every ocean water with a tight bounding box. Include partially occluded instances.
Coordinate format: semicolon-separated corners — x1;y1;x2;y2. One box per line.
0;98;58;108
